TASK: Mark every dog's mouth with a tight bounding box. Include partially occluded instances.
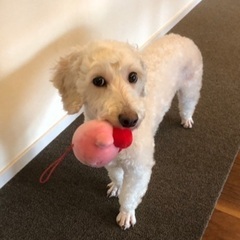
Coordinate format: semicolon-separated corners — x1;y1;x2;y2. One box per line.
104;117;142;131
99;110;144;130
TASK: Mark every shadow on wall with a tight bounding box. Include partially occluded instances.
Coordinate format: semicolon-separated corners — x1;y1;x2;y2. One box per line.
0;26;94;172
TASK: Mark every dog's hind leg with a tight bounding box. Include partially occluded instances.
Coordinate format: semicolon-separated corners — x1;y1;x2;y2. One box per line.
177;70;202;128
177;39;203;128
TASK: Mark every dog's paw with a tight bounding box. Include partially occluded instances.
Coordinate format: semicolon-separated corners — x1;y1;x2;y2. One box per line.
107;182;121;198
116;211;136;230
181;118;194;128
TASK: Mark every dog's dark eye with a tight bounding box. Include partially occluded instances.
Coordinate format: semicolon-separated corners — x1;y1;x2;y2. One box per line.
92;76;107;87
128;72;138;83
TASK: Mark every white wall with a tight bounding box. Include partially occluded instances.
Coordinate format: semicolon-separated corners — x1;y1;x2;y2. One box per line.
0;0;201;187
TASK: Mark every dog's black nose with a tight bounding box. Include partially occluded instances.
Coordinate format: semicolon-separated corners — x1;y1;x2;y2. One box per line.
118;113;139;128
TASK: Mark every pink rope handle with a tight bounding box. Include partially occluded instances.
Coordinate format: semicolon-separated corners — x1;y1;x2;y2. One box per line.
39;144;74;184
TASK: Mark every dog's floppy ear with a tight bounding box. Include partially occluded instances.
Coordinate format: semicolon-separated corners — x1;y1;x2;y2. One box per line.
51;49;84;114
140;59;147;97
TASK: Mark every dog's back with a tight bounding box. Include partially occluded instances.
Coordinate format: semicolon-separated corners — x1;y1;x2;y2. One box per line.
141;33;203;132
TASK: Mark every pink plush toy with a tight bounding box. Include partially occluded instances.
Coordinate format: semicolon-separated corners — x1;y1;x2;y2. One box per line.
39;120;132;183
72;120;133;168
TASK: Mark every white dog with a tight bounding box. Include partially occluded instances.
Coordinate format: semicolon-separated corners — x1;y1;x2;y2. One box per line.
52;33;203;229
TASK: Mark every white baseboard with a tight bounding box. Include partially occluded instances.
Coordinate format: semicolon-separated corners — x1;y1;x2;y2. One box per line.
141;0;202;49
0;113;80;188
0;0;201;188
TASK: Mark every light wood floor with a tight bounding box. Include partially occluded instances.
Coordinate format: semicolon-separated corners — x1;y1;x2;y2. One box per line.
202;151;240;240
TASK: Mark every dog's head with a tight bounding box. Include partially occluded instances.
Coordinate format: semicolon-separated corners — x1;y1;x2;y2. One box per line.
52;40;146;128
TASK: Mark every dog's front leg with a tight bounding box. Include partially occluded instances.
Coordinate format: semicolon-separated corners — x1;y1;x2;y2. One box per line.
106;164;124;197
116;164;152;230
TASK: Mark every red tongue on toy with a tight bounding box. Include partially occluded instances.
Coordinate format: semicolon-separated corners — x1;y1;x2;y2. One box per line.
113;127;132;149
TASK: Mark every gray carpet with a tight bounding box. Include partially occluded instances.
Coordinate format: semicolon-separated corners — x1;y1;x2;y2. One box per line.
1;0;240;239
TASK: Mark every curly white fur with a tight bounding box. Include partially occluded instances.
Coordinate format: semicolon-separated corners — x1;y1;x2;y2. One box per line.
52;33;203;229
